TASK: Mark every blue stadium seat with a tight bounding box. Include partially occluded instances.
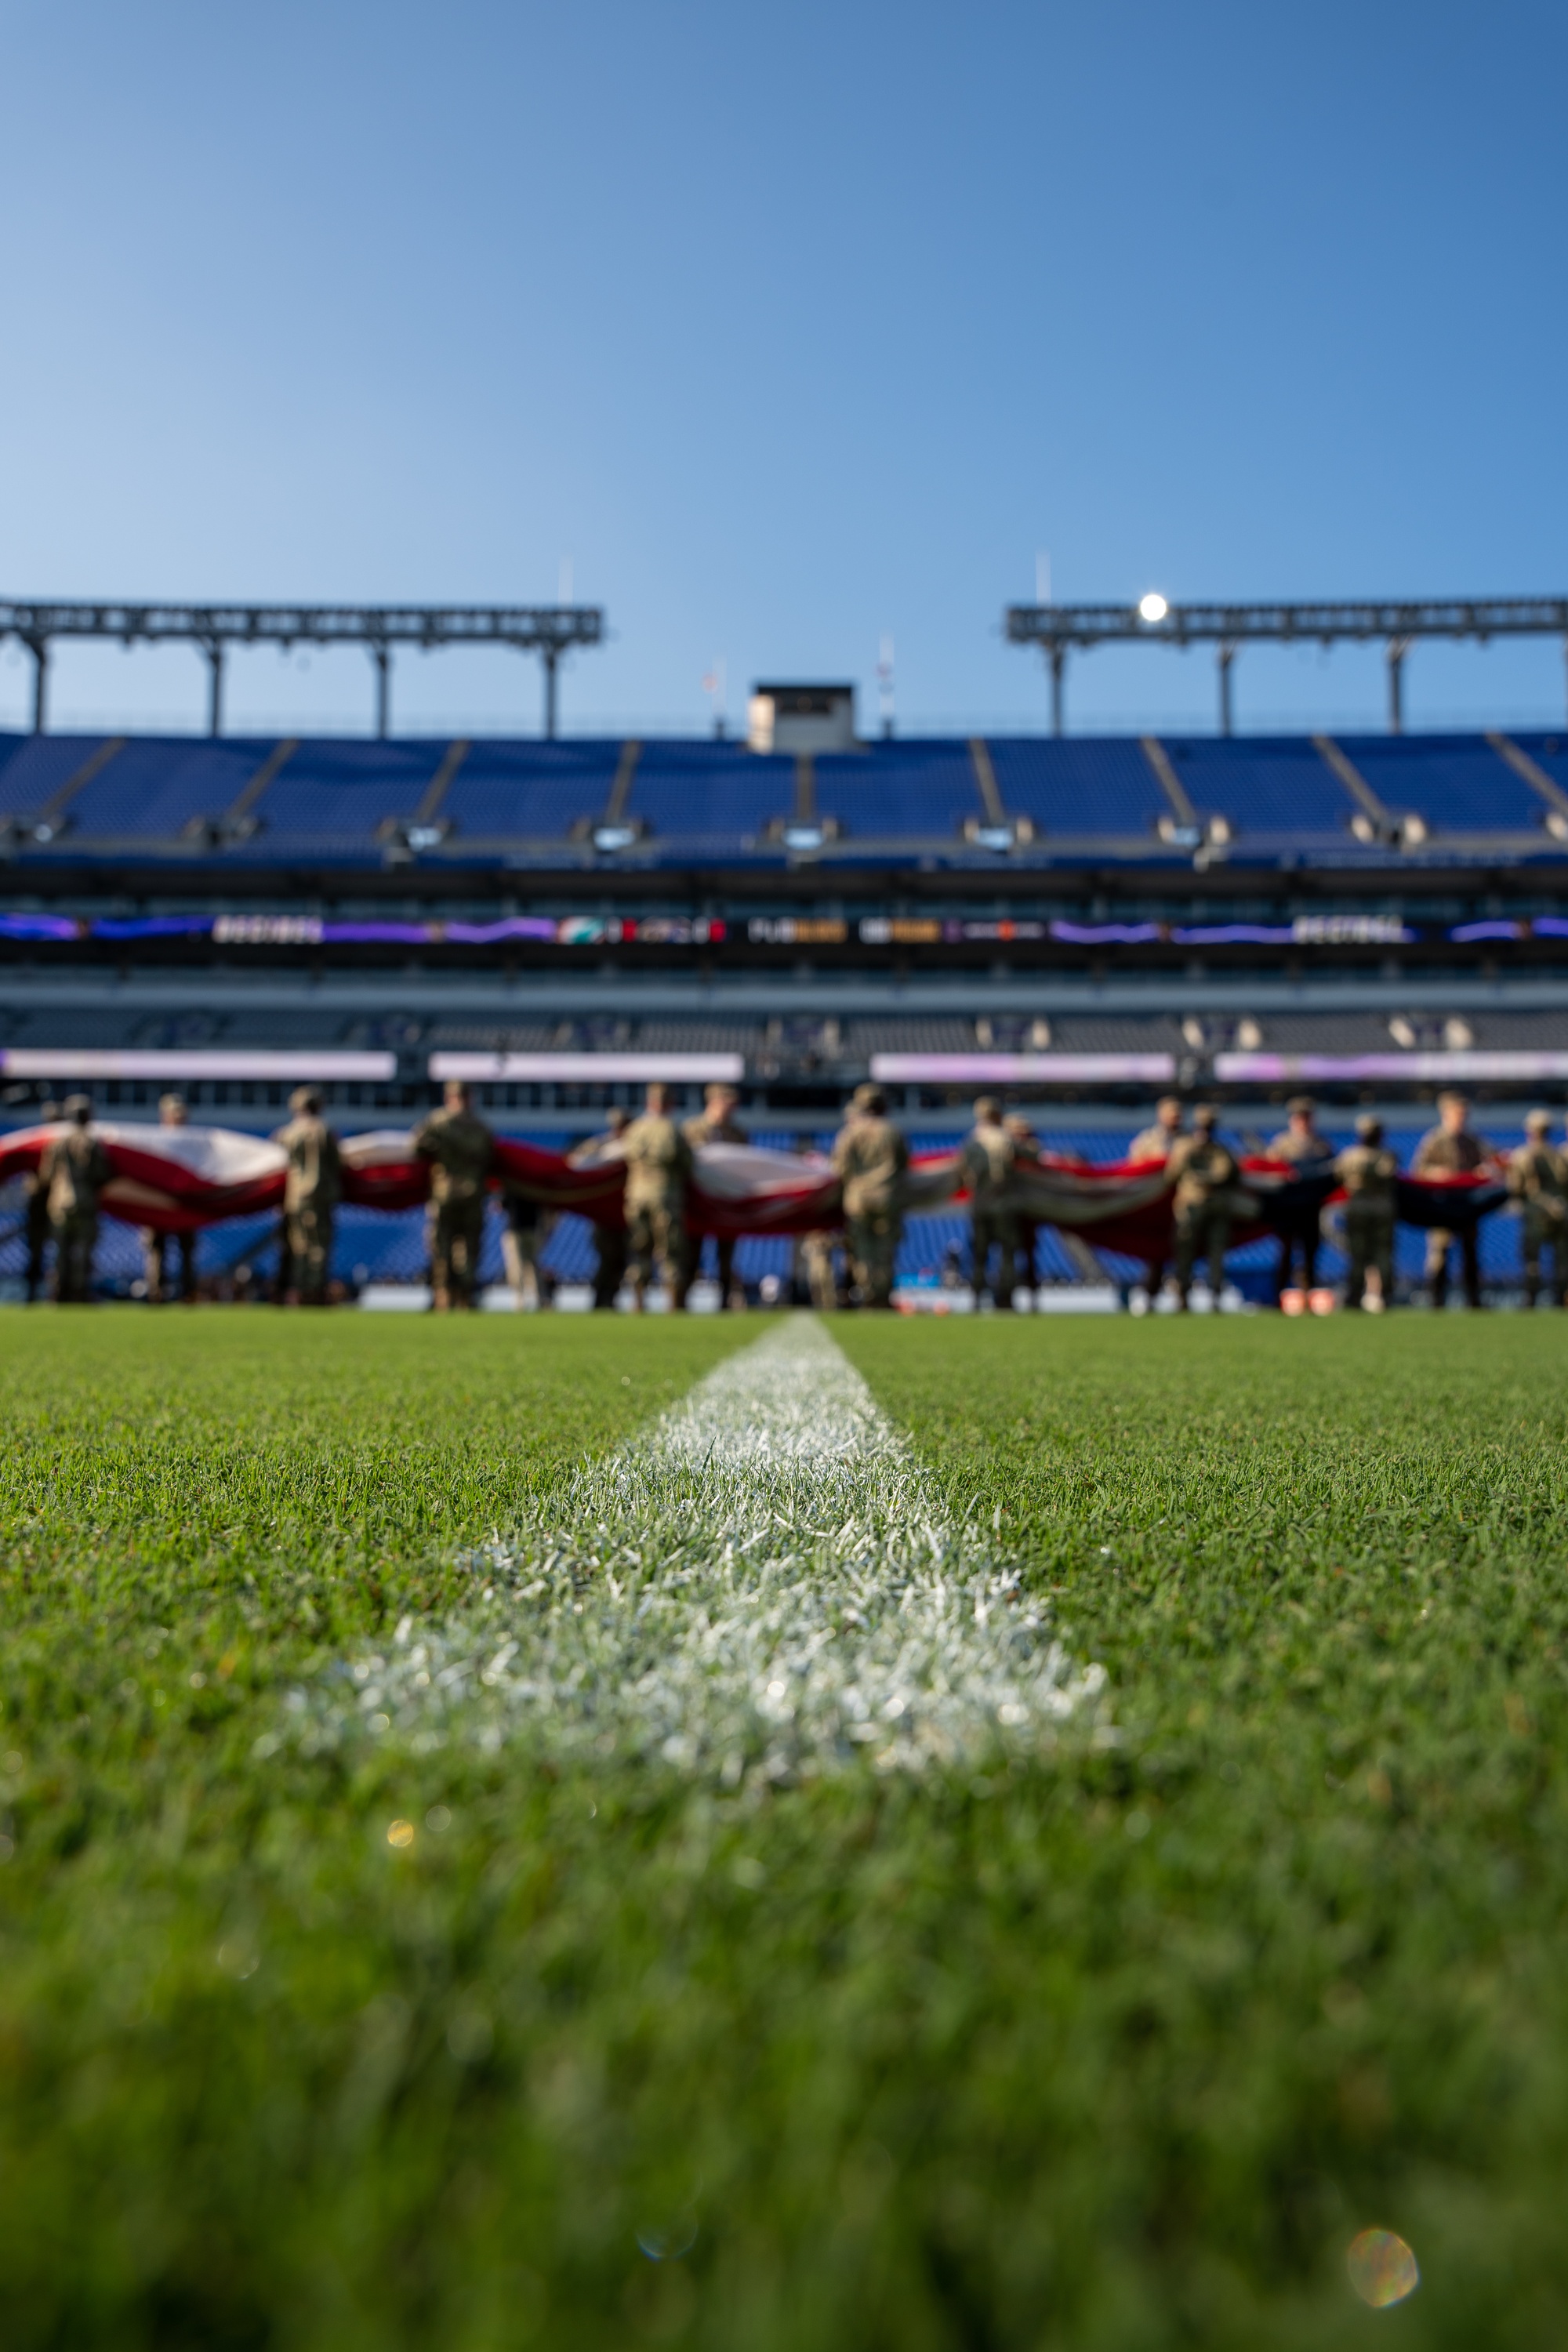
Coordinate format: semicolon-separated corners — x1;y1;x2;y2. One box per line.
238;739;439;849
813;741;980;837
0;735;123;820
985;739;1170;837
1338;735;1544;832
627;742;792;851
1159;737;1352;840
444;741;625;837
69;739;280;836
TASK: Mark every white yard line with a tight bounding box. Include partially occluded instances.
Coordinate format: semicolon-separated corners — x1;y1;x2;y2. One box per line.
280;1316;1109;1783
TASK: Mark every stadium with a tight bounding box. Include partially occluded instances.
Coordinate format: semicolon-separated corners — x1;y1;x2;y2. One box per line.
4;591;1568;1305
10;9;1568;2347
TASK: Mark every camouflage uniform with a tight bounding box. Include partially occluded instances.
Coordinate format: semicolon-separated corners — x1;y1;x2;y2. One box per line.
1412;1120;1489;1308
1336;1130;1399;1308
414;1102;495;1311
1266;1114;1335;1298
501;1185;555;1309
621;1111;694;1305
40;1112;111;1304
795;1229;840;1310
1129;1110;1184;1300
274;1102;343;1305
1004;1114;1042;1296
960;1112;1022;1306
683;1101;747;1306
144;1228;198;1303
23;1128;56;1304
1508;1123;1568;1307
1165;1123;1240;1307
833;1105;909;1308
569;1115;629;1310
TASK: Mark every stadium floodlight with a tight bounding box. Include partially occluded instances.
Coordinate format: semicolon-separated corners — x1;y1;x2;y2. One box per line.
0;600;606;741
1007;593;1568;737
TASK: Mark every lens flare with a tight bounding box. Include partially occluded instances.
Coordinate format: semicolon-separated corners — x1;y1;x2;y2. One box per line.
1346;2228;1419;2308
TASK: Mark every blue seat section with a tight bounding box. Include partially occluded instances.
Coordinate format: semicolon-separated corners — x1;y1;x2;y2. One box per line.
627;742;792;848
445;741;624;837
985;738;1169;837
0;735;121;818
245;739;440;844
1159;737;1352;837
70;739;280;835
1338;735;1543;831
0;733;26;789
1510;733;1568;804
814;741;979;837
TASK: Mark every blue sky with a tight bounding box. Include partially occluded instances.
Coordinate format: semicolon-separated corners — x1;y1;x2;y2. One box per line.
0;0;1563;737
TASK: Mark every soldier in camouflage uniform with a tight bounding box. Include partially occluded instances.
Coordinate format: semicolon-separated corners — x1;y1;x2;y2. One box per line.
621;1082;694;1312
1165;1105;1240;1310
1412;1091;1490;1309
788;1134;840;1309
683;1082;747;1308
960;1095;1022;1307
414;1080;495;1312
273;1086;343;1306
1336;1113;1399;1310
832;1083;909;1309
570;1108;630;1309
40;1095;111;1304
1004;1112;1042;1298
23;1098;60;1302
1508;1109;1568;1308
143;1094;199;1304
1129;1094;1185;1304
1266;1094;1336;1301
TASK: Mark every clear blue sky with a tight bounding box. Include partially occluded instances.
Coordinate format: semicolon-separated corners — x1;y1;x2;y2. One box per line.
1;0;1563;738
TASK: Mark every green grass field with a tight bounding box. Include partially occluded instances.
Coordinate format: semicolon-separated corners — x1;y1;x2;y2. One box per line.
2;1308;1567;2350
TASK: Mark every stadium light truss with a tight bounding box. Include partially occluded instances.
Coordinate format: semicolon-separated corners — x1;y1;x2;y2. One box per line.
0;601;606;741
1004;596;1568;738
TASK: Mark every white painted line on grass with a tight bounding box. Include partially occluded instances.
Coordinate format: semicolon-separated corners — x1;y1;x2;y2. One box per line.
276;1316;1109;1784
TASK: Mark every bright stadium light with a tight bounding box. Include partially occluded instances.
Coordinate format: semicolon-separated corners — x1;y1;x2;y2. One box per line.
1138;592;1169;623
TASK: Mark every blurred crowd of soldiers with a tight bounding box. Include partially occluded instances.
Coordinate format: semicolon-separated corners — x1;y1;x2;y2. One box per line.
13;1078;1566;1312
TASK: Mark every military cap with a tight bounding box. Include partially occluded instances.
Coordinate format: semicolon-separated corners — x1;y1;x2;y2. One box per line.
1287;1095;1315;1119
974;1094;1002;1123
1526;1108;1552;1132
64;1094;93;1124
289;1084;322;1115
853;1083;887;1116
1356;1113;1384;1142
1192;1104;1217;1130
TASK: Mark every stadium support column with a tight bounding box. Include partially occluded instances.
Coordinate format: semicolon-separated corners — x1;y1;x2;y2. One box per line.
1387;636;1410;734
1048;644;1066;735
543;646;559;740
24;632;48;733
1218;641;1236;736
203;639;224;736
371;641;391;738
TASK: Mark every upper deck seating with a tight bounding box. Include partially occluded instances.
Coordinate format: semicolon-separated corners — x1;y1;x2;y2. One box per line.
442;741;622;840
985;739;1171;840
813;741;980;838
1157;736;1353;842
626;742;791;852
1338;735;1545;834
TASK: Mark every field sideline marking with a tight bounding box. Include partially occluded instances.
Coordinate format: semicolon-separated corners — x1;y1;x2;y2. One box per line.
280;1316;1109;1784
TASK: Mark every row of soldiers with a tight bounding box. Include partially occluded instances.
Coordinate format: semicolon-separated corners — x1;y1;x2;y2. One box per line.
16;1080;1568;1311
568;1079;914;1312
1126;1088;1568;1310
